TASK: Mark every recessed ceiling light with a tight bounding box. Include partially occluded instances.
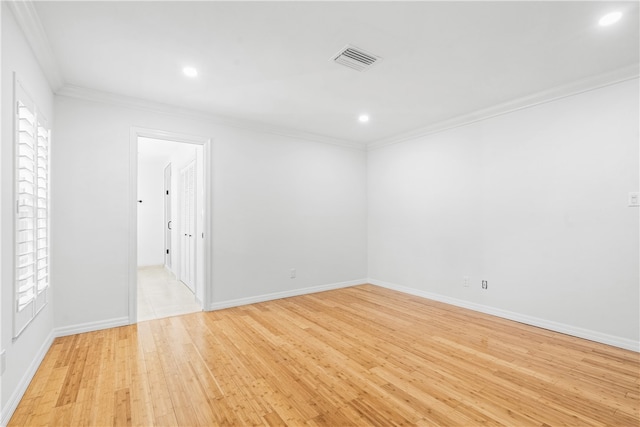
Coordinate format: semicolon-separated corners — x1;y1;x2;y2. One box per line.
599;11;622;26
183;66;198;78
358;114;370;123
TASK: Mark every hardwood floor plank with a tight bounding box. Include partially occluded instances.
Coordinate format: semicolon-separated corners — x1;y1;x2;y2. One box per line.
55;341;88;407
262;410;288;427
9;285;640;426
113;388;132;426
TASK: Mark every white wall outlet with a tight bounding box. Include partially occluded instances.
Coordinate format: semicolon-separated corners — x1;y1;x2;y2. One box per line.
290;268;296;279
1;350;6;375
482;280;488;289
463;276;469;287
628;192;639;207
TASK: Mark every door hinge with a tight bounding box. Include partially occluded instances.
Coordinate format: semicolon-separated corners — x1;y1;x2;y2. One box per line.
166;190;169;195
166;249;169;254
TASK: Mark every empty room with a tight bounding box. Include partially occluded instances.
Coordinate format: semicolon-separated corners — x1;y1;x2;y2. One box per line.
1;1;639;426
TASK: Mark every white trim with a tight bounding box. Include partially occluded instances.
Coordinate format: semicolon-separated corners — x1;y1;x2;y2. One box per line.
0;280;635;426
53;317;130;338
1;330;55;427
369;278;640;353
6;0;64;91
129;127;213;324
1;317;127;425
57;85;365;151
10;0;637;152
129;131;138;325
131;127;212;146
56;67;639;154
208;279;366;311
367;66;640;150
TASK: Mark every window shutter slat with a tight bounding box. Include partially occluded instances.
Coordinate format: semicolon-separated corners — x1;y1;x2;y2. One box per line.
14;80;50;337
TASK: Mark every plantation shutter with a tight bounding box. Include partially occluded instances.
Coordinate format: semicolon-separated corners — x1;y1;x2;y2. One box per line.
14;77;50;338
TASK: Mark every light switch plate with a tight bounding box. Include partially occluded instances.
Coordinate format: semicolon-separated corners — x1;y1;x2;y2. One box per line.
629;192;639;207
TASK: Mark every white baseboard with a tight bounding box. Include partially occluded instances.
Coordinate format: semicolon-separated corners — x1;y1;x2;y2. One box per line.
207;279;366;311
54;316;130;338
163;264;177;279
1;281;364;425
1;317;129;425
1;330;55;427
369;278;640;353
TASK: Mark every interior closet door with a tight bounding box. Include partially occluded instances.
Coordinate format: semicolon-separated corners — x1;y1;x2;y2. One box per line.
164;163;172;269
179;160;196;292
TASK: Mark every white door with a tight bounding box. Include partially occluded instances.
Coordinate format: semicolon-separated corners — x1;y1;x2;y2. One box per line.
179;161;196;292
164;163;172;269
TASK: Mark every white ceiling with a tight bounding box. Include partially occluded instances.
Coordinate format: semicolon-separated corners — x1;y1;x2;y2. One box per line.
32;1;639;146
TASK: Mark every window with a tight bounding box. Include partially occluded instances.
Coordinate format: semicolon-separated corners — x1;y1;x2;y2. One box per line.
14;77;50;338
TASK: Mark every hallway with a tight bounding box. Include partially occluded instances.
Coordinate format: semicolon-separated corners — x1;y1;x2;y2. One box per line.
137;266;201;321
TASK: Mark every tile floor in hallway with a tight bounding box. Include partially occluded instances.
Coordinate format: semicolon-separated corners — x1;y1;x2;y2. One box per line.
137;265;201;321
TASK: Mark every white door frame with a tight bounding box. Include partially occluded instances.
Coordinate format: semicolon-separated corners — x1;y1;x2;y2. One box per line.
129;127;212;324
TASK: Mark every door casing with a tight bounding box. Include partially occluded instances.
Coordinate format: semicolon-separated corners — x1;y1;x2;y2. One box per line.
129;127;212;323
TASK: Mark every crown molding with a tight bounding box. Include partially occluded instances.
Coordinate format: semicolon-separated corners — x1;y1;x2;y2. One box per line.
367;64;640;151
56;84;366;151
8;0;363;150
11;0;636;152
7;0;65;91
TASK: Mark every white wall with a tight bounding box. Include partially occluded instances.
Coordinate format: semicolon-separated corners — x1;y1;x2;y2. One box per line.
368;79;639;348
137;156;167;266
210;130;369;304
1;3;55;420
52;95;368;330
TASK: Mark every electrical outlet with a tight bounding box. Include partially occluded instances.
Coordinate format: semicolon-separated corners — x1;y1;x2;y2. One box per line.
290;268;296;279
482;280;488;289
463;276;469;287
629;192;639;207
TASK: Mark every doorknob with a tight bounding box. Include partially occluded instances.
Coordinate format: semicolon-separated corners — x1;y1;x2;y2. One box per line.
168;220;172;230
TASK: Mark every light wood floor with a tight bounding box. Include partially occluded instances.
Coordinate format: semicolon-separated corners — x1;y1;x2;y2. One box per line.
9;285;639;426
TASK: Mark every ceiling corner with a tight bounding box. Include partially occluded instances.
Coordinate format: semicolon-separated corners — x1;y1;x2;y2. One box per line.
367;64;640;151
56;84;368;152
7;0;65;92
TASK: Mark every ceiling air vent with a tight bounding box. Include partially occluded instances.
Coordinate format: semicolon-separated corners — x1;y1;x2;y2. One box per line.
331;45;382;72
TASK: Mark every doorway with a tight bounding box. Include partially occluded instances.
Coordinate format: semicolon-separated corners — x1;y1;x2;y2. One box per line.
130;128;211;323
